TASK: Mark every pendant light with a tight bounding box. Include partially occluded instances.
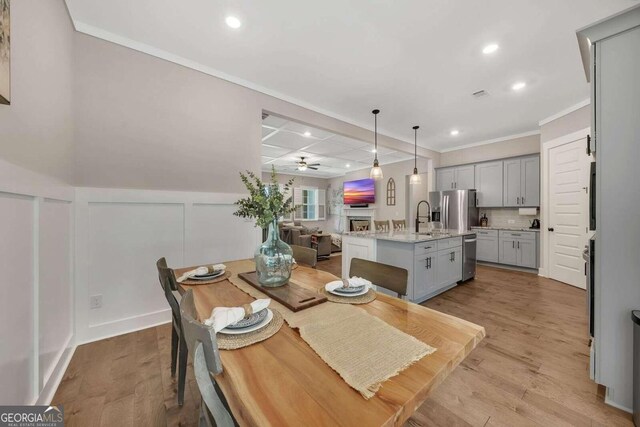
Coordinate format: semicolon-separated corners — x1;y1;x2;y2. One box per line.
370;109;384;180
409;125;421;185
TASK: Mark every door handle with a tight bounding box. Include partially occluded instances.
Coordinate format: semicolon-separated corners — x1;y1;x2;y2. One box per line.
522;197;525;205
517;196;520;205
517;241;520;249
512;241;515;249
586;134;591;156
548;227;554;232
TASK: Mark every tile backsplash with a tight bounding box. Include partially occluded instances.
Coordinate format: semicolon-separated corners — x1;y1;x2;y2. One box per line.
479;208;539;228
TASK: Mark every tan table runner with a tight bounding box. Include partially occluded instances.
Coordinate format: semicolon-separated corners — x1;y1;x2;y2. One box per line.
227;264;436;399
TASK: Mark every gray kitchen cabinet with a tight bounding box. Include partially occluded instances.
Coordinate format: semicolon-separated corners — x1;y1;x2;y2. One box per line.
436;168;456;191
517;239;536;268
476;229;499;262
455;165;475;189
503;155;540;207
436;245;462;289
436;165;475;190
503;159;522;207
499;237;518;265
475;161;503;207
413;253;436;301
521;156;540;207
498;230;537;268
577;6;640;405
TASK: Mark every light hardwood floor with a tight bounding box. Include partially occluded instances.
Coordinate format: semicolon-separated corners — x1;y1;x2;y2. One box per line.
53;259;632;426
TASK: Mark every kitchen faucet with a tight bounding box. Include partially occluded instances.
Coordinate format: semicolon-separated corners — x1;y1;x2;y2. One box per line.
415;200;431;232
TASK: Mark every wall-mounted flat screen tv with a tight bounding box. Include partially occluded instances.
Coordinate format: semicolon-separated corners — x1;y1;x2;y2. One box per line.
343;178;375;205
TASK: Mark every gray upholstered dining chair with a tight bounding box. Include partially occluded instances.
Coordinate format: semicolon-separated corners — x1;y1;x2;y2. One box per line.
180;290;237;427
349;258;408;298
156;258;188;406
392;219;406;230
374;220;390;232
291;244;317;268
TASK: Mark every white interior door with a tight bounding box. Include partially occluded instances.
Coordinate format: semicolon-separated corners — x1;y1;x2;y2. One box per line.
548;138;591;288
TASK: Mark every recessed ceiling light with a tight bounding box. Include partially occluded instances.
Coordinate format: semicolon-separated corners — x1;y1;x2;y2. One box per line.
225;16;242;29
346;164;351;168
450;130;460;136
303;131;311;137
482;44;499;54
512;81;526;91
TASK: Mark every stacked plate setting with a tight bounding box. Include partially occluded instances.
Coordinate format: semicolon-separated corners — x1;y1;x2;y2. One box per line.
188;268;226;281
325;280;370;297
220;309;274;335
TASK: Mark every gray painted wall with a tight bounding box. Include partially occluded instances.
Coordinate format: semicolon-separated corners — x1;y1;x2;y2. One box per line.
0;0;75;183
540;105;590;142
72;33;438;193
438;134;540;168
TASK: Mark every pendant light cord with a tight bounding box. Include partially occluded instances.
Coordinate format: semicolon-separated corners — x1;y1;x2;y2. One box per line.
414;127;417;169
374;112;378;161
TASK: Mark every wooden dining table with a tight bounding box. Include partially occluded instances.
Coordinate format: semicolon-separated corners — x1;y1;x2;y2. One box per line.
177;259;485;427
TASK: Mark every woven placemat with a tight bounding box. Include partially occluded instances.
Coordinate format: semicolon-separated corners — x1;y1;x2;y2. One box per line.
320;288;377;305
180;271;231;286
216;309;284;350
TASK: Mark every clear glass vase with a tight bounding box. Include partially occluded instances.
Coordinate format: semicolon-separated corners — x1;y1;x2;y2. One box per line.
255;219;293;287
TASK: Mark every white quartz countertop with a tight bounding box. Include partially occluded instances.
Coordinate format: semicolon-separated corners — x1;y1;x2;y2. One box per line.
342;230;475;243
471;226;540;232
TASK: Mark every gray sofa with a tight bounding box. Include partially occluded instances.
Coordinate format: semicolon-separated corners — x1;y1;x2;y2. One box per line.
279;221;332;257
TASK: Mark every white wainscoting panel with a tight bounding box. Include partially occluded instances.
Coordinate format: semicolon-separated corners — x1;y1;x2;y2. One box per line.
87;202;184;328
0;192;35;405
38;199;73;390
0;158;75;406
187;204;258;266
75;188;260;344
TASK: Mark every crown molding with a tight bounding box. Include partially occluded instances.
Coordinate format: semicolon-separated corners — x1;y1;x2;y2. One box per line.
538;99;591;126
438;130;541;153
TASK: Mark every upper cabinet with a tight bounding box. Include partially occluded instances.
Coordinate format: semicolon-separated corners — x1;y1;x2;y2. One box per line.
436;165;475;191
436;154;540;207
475;161;503;207
503;155;539;207
435;168;456;191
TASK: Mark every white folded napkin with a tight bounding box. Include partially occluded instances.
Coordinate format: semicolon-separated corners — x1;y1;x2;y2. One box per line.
343;276;372;288
177;263;226;283
204;299;271;332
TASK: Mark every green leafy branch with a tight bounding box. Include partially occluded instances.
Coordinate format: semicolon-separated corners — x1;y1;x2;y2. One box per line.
234;166;296;229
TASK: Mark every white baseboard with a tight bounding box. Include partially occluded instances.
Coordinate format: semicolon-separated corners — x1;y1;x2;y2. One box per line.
35;336;76;406
537;268;548;277
605;394;633;414
81;308;171;344
477;261;539;275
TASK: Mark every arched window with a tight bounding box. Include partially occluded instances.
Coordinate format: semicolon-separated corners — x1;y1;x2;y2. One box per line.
386;178;396;206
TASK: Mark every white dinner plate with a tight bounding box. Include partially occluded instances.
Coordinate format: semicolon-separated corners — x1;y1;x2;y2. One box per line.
189;269;225;281
219;309;274;335
325;280;370;297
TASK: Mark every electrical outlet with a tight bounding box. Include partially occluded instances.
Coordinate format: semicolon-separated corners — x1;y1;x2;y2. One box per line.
508;219;516;224
90;294;103;309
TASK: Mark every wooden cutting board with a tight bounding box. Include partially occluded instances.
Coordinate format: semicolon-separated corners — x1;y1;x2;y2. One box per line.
237;272;327;312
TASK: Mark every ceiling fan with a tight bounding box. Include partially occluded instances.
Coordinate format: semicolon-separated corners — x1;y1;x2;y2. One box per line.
296;157;320;171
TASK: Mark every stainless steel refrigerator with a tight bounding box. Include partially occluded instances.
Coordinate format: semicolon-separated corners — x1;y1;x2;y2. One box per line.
429;189;479;282
428;189;478;233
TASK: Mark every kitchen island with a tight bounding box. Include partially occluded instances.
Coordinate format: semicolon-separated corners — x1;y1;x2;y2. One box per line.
341;230;475;303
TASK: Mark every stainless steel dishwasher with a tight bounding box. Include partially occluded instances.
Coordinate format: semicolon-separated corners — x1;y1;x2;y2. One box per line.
462;233;477;281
